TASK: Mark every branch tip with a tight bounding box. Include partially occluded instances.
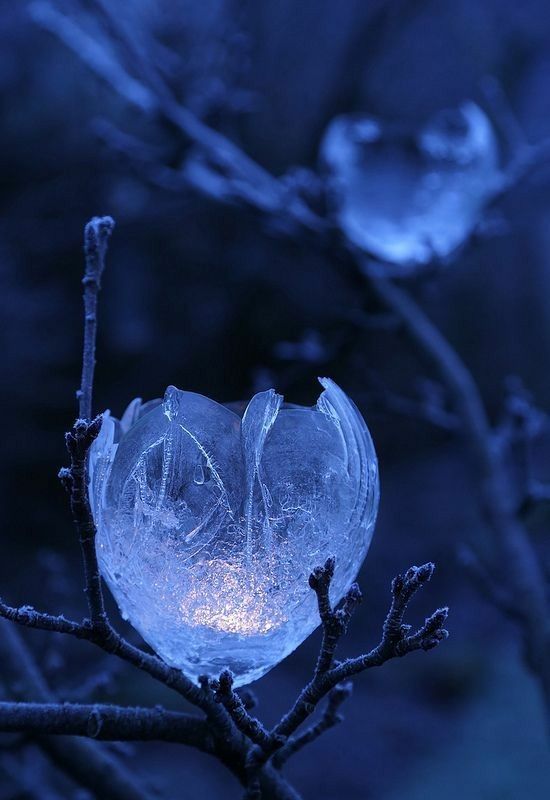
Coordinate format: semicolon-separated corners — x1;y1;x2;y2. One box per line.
83;215;115;285
308;555;335;592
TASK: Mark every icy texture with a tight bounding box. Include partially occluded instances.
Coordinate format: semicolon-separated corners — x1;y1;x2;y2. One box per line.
88;379;379;686
320;102;502;268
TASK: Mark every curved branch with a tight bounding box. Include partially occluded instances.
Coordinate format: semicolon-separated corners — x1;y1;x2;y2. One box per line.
366;271;550;714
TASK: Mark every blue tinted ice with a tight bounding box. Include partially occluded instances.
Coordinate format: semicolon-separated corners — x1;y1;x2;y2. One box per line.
88;379;379;686
321;102;502;268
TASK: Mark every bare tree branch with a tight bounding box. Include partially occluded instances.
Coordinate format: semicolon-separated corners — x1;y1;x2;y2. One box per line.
364;271;550;717
0;701;211;747
0;590;233;730
30;1;325;233
271;562;447;748
64;415;106;627
79;216;114;421
309;557;363;677
0;620;154;800
212;671;272;751
271;683;352;769
221;560;447;793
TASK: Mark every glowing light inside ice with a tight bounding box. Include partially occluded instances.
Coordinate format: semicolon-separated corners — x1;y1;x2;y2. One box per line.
180;558;288;636
88;379;379;686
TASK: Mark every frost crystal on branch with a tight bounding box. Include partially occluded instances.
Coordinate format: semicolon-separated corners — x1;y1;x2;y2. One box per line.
88;379;380;686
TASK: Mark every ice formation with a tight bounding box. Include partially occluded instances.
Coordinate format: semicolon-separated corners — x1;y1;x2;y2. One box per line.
88;379;379;686
320;102;502;268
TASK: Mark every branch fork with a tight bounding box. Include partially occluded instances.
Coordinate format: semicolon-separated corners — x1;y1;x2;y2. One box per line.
0;218;449;800
208;556;448;794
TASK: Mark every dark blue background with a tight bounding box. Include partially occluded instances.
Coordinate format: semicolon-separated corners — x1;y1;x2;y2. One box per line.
1;1;549;797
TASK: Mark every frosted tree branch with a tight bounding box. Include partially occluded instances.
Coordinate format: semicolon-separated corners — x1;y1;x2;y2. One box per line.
309;557;363;676
212;671;273;751
0;593;237;730
0;214;449;798
0;552;448;798
13;3;549;793
30;1;325;234
0;701;212;746
0;620;154;800
79;215;114;421
211;558;447;793
271;682;352;769
271;561;447;746
364;271;550;719
64;415;106;627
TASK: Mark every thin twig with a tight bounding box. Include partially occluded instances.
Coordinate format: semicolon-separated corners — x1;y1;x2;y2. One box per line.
79;215;114;421
64;415;106;626
272;563;447;747
309;557;363;677
212;671;272;751
232;560;448;786
272;683;352;769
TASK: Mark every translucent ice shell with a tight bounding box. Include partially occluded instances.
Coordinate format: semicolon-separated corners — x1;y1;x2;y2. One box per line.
320;102;502;269
88;379;379;686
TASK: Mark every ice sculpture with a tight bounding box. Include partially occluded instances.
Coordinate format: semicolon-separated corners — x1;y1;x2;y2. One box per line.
88;379;379;686
320;102;503;268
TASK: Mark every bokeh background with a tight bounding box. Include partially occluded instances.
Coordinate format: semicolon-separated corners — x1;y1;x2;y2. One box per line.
1;1;550;797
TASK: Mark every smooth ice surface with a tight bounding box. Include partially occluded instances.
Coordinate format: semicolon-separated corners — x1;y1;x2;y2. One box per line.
88;379;379;686
320;102;503;268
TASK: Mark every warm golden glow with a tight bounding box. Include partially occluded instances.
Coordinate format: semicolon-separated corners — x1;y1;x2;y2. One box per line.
180;559;288;636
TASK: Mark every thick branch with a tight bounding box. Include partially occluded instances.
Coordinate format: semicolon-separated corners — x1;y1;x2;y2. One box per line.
0;701;211;747
0;620;154;800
